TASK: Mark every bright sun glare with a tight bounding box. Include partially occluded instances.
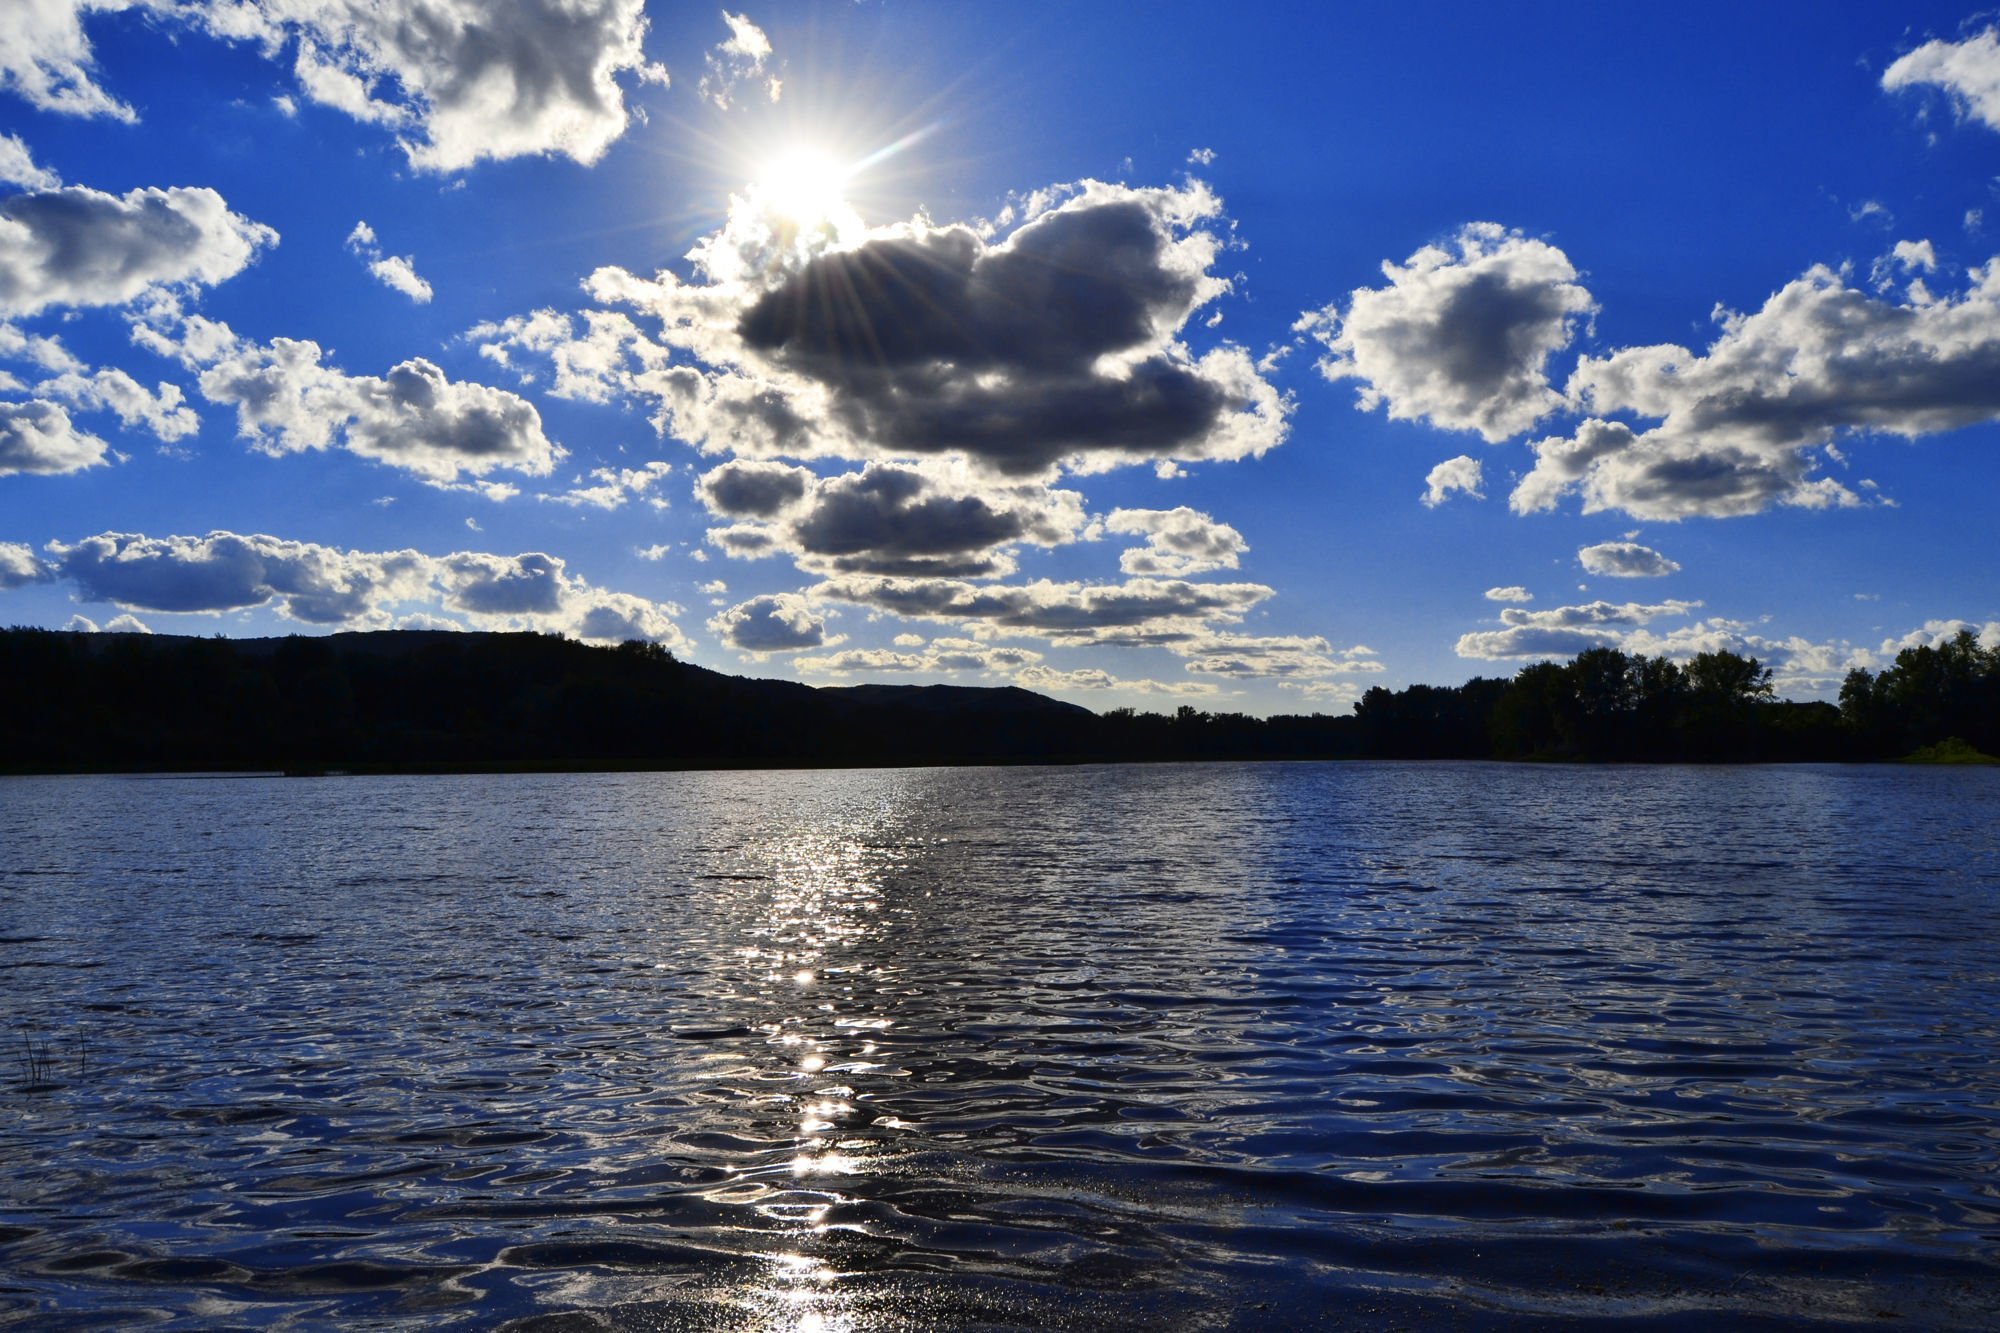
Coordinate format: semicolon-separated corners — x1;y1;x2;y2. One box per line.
755;147;855;230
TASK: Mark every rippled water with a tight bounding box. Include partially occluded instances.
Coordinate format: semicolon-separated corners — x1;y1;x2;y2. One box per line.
3;763;1999;1329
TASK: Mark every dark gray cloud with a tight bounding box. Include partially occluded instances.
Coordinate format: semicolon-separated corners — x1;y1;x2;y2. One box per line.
590;181;1288;476
697;462;1086;578
696;459;813;517
707;592;827;652
811;574;1273;639
438;552;566;615
1300;222;1594;442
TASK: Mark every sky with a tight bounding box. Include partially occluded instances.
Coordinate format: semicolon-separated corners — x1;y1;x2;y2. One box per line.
4;1;2000;715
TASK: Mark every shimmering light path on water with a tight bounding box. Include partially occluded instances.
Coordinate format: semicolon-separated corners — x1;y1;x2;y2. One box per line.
3;763;1998;1328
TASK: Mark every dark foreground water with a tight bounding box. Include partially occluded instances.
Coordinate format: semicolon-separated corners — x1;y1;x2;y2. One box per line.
3;763;1998;1330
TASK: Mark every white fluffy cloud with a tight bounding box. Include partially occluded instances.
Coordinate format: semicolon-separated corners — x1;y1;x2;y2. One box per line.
0;183;276;318
1883;28;2000;134
37;529;686;645
1455;598;1702;660
0;541;50;586
4;0;668;170
1299;222;1595;442
34;366;198;442
0;0;143;120
1516;259;2000;519
1484;586;1532;603
707;591;828;653
1103;506;1246;576
0;399;108;475
0;133;61;189
159;322;563;484
346;220;433;303
794;635;1045;676
1577;540;1680;578
1421;454;1484;507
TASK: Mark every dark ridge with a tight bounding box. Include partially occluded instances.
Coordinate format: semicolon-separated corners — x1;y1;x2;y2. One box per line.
1;628;1994;774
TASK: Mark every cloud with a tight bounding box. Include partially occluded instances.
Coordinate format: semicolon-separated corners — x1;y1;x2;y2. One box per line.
1515;258;2000;519
1186;147;1216;166
694;457;813;516
1484;586;1532;603
794;635;1045;676
0;183;276;318
1577;540;1680;578
1298;221;1595;442
0;541;50;587
811;574;1274;642
1013;663;1221;697
1171;631;1382;679
1103;506;1246;576
0;399;108;475
580;178;1288;476
1883;28;2000;134
698;461;1087;578
166;323;562;484
544;460;673;509
34;366;198;441
36;528;687;646
699;10;778;110
180;0;670;172
0;133;60;189
1455;598;1701;659
0;0;140;120
707;591;826;652
1421;454;1484;507
346;220;433;303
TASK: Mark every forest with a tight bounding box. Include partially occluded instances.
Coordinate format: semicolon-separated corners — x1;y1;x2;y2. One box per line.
1;626;1994;773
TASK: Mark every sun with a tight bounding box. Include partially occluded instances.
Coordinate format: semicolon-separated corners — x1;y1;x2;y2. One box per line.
753;146;857;233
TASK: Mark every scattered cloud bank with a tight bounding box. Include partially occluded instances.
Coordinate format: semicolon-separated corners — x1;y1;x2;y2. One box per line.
1299;222;1594;442
1577;540;1679;578
1515;258;2000;519
135;314;562;486
3;0;670;171
16;528;686;645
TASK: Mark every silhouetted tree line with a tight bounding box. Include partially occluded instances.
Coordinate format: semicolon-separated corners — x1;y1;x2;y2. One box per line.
0;628;1992;773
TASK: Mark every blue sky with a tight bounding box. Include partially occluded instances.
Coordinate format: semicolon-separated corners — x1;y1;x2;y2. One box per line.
4;1;1999;713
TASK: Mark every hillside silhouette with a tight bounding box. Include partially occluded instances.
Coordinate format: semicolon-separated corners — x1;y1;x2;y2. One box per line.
1;628;1993;773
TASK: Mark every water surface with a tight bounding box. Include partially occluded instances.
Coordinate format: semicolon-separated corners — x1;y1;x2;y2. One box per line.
3;763;1998;1328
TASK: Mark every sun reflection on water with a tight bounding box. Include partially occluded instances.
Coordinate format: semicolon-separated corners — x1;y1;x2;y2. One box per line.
695;803;924;1332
